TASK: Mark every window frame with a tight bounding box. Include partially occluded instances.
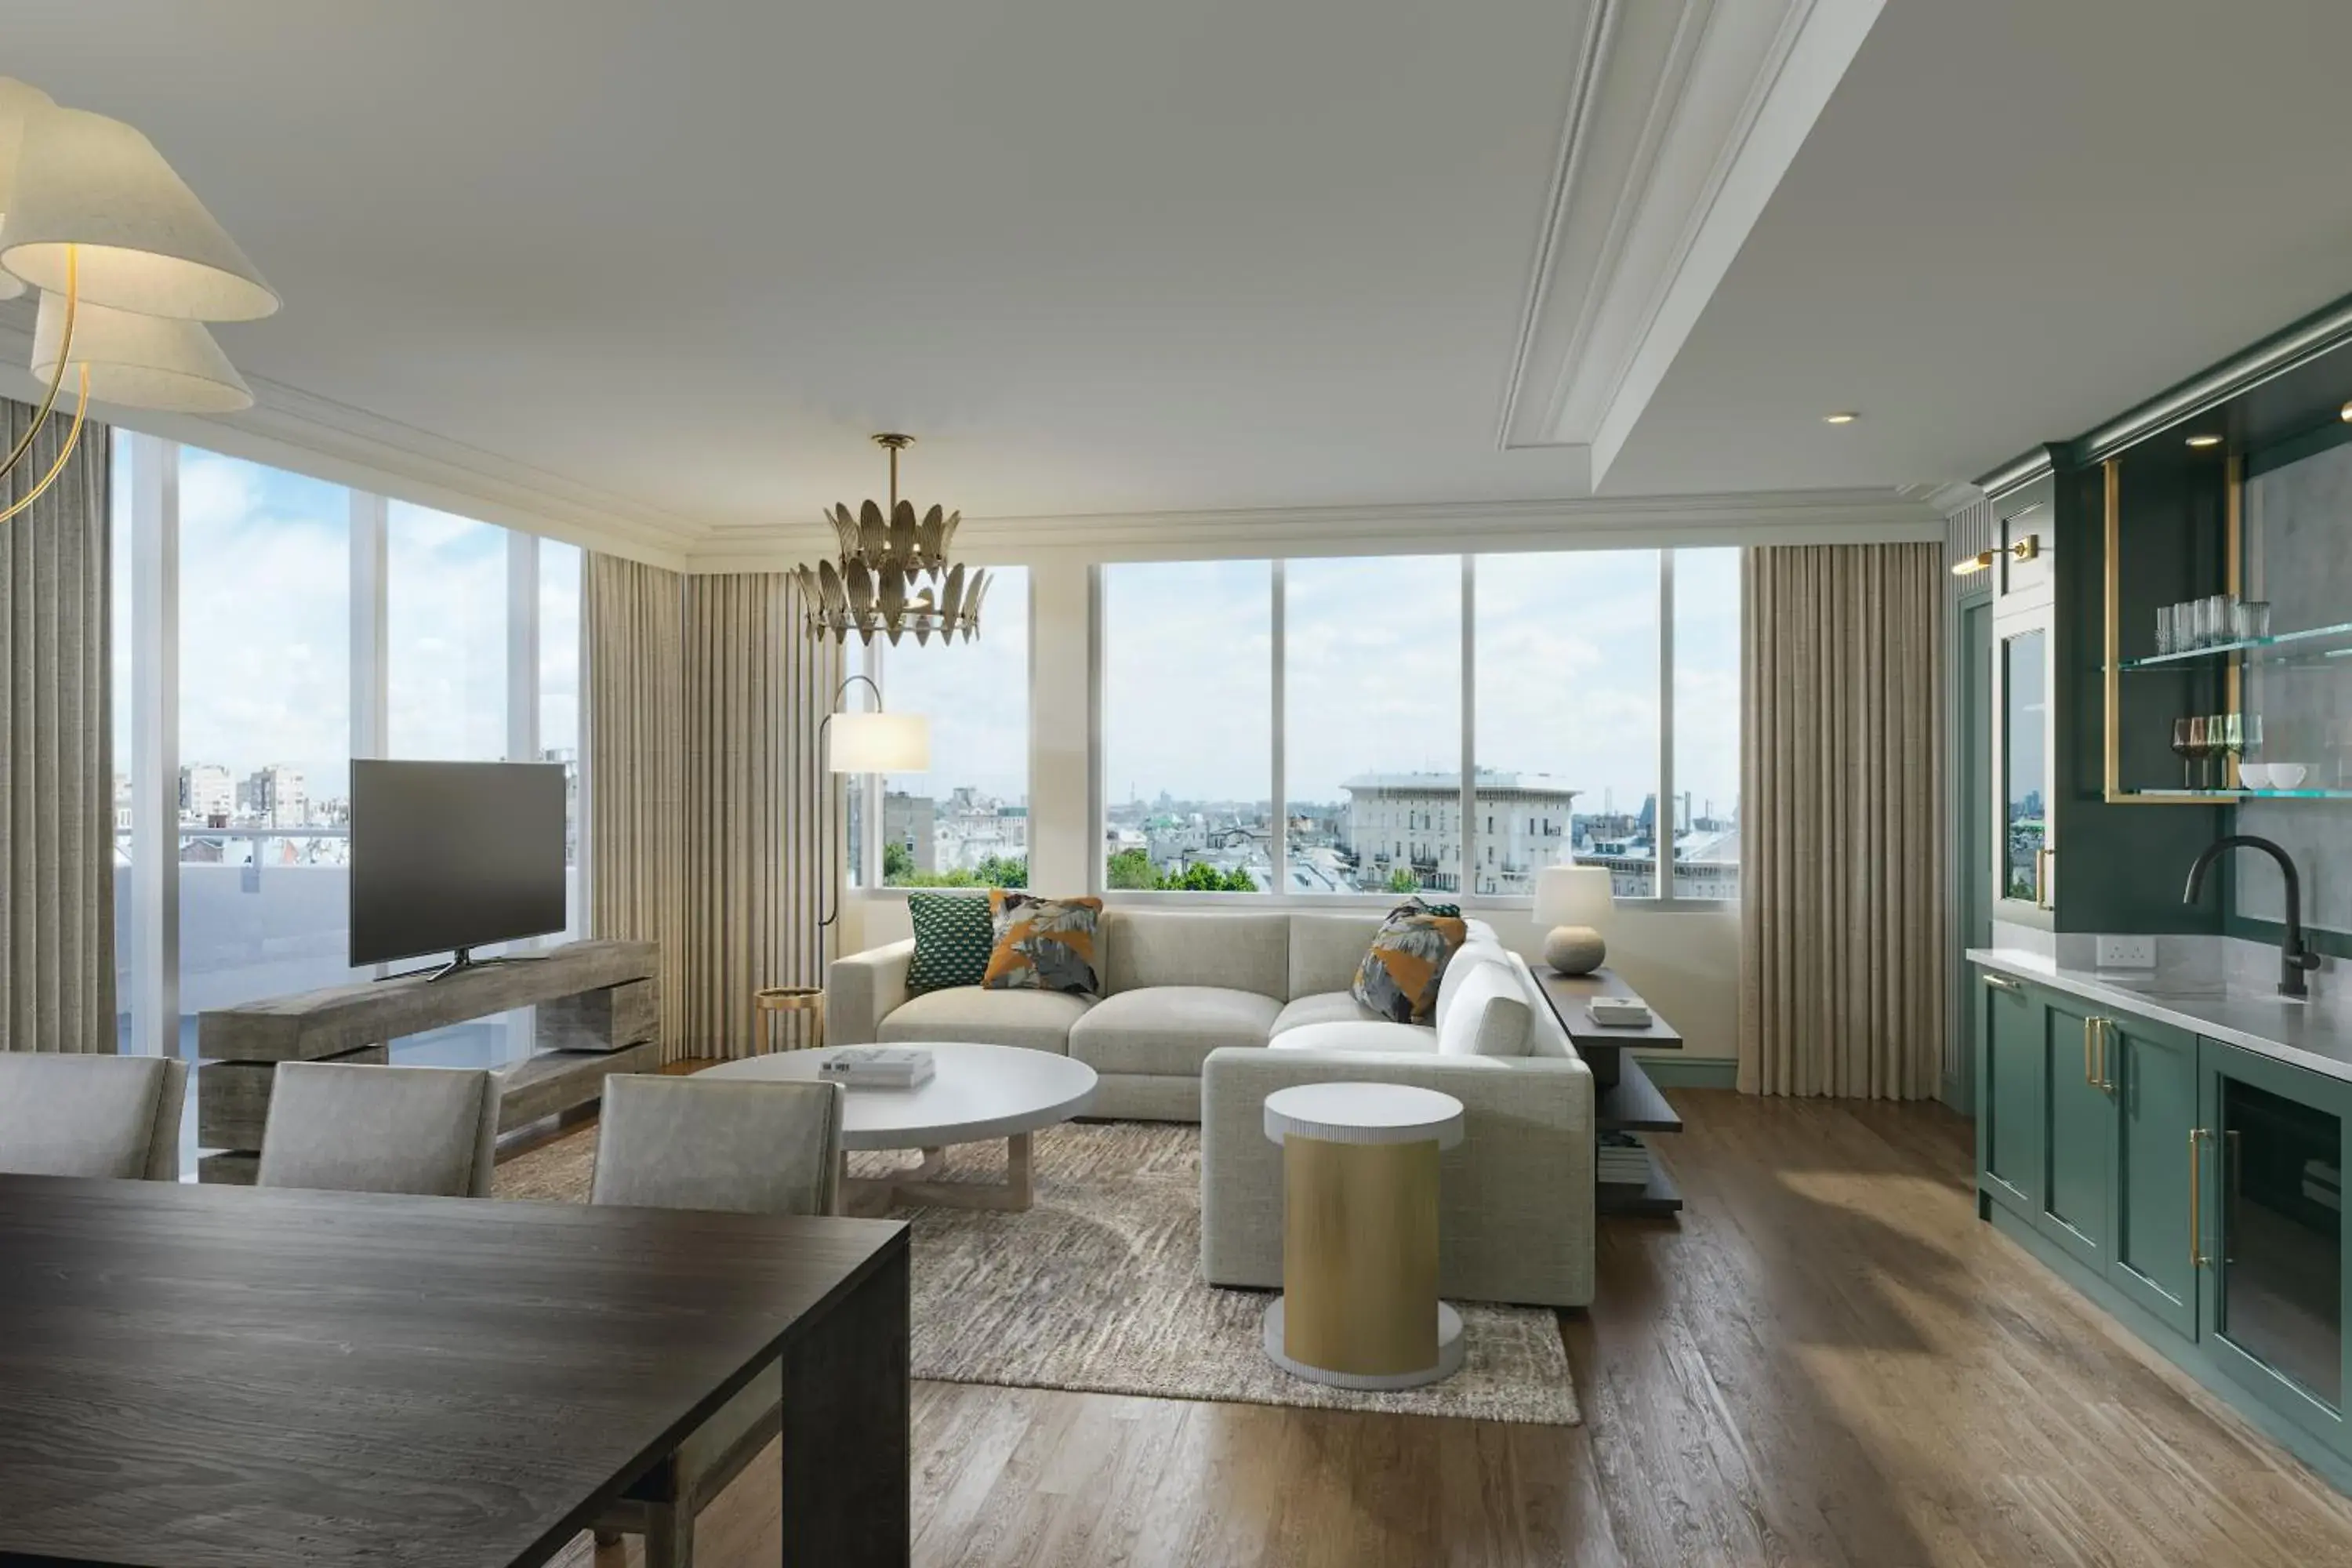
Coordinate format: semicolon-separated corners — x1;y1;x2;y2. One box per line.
1090;545;1740;911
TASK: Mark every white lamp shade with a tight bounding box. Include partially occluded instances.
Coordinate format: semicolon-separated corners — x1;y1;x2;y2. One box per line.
2;103;278;321
1533;864;1613;927
828;710;929;773
34;289;253;412
0;79;58;303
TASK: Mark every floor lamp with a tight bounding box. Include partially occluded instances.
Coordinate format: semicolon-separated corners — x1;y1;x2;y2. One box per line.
815;674;930;983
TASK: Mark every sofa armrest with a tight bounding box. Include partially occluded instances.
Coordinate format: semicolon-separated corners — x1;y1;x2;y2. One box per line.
827;939;915;1047
1200;1047;1595;1308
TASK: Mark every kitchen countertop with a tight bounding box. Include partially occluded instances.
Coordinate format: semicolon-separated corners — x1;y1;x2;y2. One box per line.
1968;946;2352;1083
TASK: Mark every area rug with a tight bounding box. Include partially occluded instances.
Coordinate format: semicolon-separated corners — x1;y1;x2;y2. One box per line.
497;1118;1579;1425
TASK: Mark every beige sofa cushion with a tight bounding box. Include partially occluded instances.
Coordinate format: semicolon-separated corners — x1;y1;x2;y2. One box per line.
1435;940;1515;1029
1269;1020;1436;1053
1270;990;1388;1035
1437;961;1534;1057
1067;986;1283;1077
1098;909;1290;1000
1286;913;1385;999
877;985;1091;1053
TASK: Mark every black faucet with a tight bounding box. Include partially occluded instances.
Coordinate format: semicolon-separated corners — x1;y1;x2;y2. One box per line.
2183;834;2323;998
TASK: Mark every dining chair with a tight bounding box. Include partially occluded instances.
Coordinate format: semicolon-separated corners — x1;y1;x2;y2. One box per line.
0;1054;187;1181
588;1075;846;1568
254;1062;500;1198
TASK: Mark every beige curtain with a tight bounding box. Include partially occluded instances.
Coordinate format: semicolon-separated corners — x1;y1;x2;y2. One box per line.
0;411;114;1054
1739;542;1946;1098
681;572;835;1060
586;554;688;1058
586;556;837;1062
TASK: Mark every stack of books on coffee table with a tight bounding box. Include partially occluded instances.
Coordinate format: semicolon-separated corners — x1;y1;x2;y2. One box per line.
818;1047;936;1089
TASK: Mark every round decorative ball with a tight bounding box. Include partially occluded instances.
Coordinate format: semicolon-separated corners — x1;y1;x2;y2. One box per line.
1542;924;1606;976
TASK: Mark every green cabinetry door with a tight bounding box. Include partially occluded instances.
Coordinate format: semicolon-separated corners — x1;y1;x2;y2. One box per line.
1978;971;2045;1216
2107;1014;2198;1338
2197;1040;2351;1456
2038;997;2112;1269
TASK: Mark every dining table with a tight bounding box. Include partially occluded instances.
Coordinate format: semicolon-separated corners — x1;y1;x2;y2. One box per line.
0;1173;909;1568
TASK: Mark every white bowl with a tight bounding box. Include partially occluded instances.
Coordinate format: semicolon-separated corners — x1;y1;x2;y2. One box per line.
2238;763;2270;789
2268;762;2308;790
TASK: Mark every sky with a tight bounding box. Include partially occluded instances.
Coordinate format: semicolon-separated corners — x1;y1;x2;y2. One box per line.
115;447;582;804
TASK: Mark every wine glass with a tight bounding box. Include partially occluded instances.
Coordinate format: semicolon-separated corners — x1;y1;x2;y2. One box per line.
2208;712;2232;789
2172;718;2200;789
2221;713;2246;789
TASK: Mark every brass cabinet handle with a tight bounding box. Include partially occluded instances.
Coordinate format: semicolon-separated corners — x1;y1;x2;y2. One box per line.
2083;1016;2096;1086
2190;1128;2203;1268
1981;972;2023;994
2098;1018;2115;1094
2034;846;2056;911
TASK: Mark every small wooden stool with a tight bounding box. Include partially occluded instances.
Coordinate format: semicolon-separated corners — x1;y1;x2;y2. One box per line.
752;986;825;1054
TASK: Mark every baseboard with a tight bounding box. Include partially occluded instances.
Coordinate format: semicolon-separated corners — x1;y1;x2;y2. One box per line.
1635;1054;1737;1089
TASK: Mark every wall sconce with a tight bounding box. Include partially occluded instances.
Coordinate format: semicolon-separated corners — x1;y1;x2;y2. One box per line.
1952;534;2042;577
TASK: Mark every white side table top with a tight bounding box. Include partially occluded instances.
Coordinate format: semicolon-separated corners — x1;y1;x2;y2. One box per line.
1263;1082;1465;1149
699;1041;1097;1151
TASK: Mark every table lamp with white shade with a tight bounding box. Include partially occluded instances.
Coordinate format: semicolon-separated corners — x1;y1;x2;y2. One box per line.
1533;864;1613;975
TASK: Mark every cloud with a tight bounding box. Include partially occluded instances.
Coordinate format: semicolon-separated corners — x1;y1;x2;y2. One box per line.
880;568;1032;803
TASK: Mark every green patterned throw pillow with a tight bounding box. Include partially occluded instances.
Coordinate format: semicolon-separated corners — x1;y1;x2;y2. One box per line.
905;891;994;993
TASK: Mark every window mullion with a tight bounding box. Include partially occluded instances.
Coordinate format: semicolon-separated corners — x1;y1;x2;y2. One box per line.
129;434;180;1060
1658;549;1676;903
1459;554;1475;901
1270;560;1286;897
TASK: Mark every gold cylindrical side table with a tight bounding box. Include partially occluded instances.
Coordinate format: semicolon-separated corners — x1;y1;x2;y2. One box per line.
752;986;826;1054
1261;1082;1465;1390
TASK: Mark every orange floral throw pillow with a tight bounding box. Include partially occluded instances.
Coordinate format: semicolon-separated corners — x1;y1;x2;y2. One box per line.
982;891;1105;996
1350;898;1469;1024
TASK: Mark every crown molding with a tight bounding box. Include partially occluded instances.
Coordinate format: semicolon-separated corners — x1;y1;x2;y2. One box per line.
1497;0;1885;483
1904;481;1988;517
0;298;700;570
684;487;1944;572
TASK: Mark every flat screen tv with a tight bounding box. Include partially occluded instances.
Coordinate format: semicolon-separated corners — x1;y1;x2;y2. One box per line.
350;760;568;971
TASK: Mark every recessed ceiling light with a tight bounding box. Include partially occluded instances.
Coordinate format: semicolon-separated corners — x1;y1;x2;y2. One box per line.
2185;433;2223;448
1822;412;1858;425
2340;399;2352;423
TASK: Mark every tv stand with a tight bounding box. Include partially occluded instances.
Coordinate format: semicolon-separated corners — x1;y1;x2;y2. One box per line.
380;947;552;984
194;938;661;1184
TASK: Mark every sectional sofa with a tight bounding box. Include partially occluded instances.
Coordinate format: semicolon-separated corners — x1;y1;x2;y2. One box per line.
828;906;1595;1306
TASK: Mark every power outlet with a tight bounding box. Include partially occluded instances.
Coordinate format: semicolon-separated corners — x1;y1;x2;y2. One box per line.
2096;935;2158;970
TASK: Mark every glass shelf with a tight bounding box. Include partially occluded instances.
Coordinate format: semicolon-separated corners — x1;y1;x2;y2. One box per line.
2128;787;2352;800
2118;619;2352;671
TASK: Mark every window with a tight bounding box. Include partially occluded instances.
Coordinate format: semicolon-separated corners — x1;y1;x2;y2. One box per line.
1475;550;1659;898
1289;556;1461;894
110;434;586;1171
877;567;1031;887
1096;546;1740;904
1100;561;1273;892
388;502;508;760
176;448;356;1051
1670;548;1740;899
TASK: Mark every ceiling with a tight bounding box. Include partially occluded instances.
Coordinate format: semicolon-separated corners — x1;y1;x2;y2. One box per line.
5;2;2352;561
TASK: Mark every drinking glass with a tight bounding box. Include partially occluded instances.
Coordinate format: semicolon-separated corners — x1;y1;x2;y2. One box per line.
2172;717;2200;789
2155;604;2176;656
2188;597;2214;649
2234;600;2273;641
2212;594;2238;644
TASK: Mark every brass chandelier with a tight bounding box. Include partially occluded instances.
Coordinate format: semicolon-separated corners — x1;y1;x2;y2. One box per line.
794;433;989;645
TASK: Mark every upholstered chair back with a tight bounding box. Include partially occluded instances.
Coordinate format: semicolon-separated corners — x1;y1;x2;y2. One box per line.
255;1062;499;1197
590;1076;844;1216
0;1054;187;1180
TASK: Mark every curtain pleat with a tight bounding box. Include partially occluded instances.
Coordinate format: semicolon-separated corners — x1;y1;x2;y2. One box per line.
1739;543;1945;1098
0;408;113;1054
586;557;836;1063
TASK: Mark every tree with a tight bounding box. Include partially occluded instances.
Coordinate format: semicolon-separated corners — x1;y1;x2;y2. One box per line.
1106;848;1160;890
883;840;914;881
1385;866;1420;893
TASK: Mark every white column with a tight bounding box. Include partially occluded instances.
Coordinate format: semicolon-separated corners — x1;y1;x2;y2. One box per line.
1025;557;1093;892
349;492;388;760
506;529;539;764
129;434;179;1059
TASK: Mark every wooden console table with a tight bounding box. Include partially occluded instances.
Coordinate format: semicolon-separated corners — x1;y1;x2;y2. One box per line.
196;939;661;1183
1530;965;1686;1217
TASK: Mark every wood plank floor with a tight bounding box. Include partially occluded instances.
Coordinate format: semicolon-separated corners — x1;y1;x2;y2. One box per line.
557;1090;2352;1567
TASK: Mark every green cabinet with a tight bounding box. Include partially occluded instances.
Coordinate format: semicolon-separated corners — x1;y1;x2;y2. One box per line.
2197;1040;2351;1454
2038;995;2113;1269
2108;1014;2200;1338
1979;971;2044;1216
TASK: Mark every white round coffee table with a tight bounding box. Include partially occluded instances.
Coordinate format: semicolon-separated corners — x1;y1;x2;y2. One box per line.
1262;1081;1466;1391
700;1042;1096;1214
